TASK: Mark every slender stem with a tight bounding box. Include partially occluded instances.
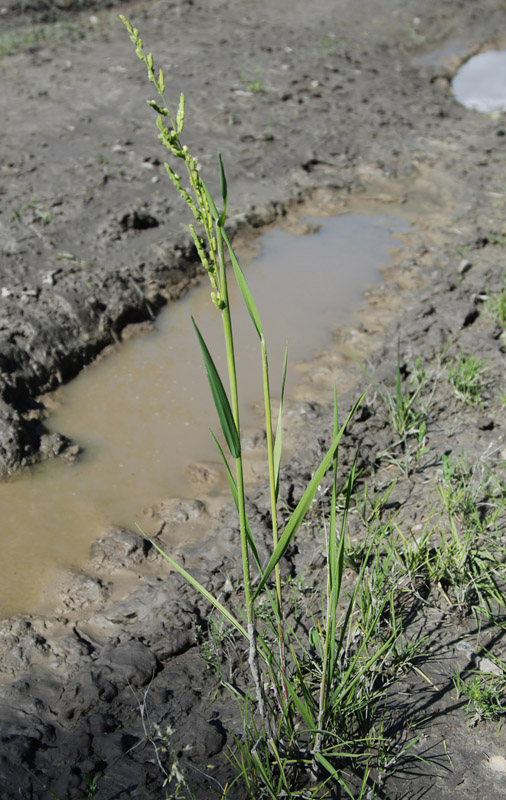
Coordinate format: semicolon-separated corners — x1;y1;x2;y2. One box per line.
216;225;267;726
261;339;289;704
314;391;339;775
216;227;250;606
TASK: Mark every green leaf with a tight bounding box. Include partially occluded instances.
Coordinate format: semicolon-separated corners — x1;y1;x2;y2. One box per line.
273;345;288;501
218;153;228;226
209;430;262;570
250;753;279;800
314;753;358;800
328;457;356;674
192;317;240;458
222;228;263;338
138;530;248;640
330;631;394;707
286;651;317;730
253;391;366;598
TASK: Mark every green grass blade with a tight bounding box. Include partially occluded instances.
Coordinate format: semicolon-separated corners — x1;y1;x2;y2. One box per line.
218;153;228;226
328;398;357;674
396;343;403;417
273;345;288;501
218;153;227;205
192;317;241;458
139;530;248;640
330;634;394;709
286;648;317;730
268;739;292;795
222;228;263;339
209;429;262;570
250;752;279;800
254;392;366;599
328;386;339;607
332;458;356;610
314;753;357;800
335;507;385;660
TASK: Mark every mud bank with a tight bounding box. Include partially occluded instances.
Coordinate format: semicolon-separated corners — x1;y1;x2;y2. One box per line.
1;209;505;798
1;0;506;798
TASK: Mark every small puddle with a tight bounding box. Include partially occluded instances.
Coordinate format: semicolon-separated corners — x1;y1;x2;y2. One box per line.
452;50;506;112
412;40;465;67
0;211;409;617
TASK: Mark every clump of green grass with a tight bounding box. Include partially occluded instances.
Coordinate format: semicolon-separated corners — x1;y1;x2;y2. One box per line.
362;454;506;618
433;455;506;614
361;350;435;475
239;70;264;93
485;288;506;329
447;353;489;407
374;352;429;440
0;27;47;57
454;662;506;726
11;194;52;227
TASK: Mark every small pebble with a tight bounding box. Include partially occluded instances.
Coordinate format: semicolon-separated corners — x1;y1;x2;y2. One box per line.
458;258;472;275
456;640;474;652
488;755;506;773
479;657;503;676
42;271;57;286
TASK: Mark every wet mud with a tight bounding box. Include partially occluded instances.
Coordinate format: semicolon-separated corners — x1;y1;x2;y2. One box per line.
1;0;506;798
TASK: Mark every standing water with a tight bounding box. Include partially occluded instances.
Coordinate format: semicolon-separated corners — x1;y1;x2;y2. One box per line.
453;50;506;113
0;212;408;616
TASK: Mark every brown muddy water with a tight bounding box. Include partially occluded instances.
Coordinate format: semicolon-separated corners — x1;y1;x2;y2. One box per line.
0;211;409;617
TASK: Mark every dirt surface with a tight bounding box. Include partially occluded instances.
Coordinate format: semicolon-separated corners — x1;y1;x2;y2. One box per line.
1;0;506;797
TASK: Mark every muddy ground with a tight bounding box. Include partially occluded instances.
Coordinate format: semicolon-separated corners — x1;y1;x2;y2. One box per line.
1;0;506;797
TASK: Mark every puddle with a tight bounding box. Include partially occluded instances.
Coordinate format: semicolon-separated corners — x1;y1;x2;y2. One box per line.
412;40;465;67
0;211;409;617
452;50;506;112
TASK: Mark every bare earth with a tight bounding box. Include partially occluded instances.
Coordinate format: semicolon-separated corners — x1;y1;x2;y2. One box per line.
0;0;506;797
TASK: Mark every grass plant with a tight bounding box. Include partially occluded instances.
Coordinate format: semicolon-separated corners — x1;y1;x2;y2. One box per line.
0;26;49;57
240;71;264;93
447;353;489;407
372;351;428;441
120;18;506;798
11;194;52;227
0;11;117;59
454;663;506;726
485;288;506;329
432;456;506;614
120;17;391;797
361;350;434;475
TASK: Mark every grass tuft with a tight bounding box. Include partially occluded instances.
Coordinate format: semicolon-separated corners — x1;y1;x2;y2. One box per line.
447;353;490;407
